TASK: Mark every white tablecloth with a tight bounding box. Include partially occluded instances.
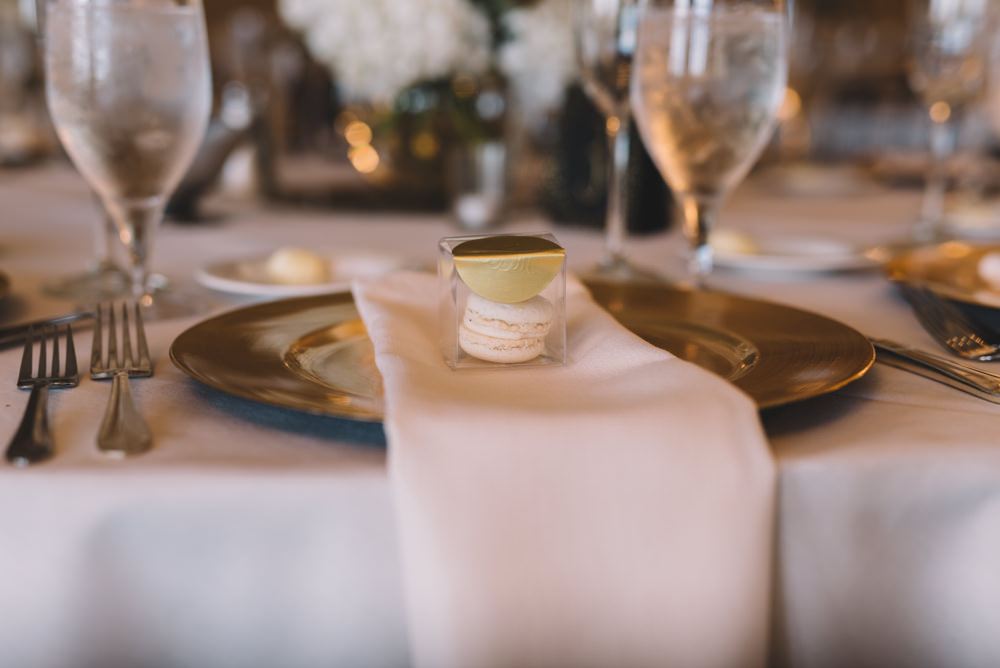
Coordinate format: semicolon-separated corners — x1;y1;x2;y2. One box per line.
2;164;1000;668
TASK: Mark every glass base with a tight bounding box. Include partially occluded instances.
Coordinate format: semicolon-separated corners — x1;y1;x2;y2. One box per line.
49;266;216;321
911;214;949;244
136;283;217;321
580;255;666;285
43;262;131;301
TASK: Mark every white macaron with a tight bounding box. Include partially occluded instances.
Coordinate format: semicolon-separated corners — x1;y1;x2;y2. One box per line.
459;292;554;364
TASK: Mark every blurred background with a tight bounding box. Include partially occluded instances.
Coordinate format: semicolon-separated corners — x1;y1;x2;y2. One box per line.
4;0;1000;235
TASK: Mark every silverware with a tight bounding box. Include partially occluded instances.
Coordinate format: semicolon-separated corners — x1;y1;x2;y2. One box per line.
90;302;153;457
895;282;1000;360
0;311;93;350
5;325;80;466
871;337;1000;403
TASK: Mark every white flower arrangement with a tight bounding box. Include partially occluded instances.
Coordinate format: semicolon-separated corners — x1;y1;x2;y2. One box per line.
277;0;577;130
278;0;493;105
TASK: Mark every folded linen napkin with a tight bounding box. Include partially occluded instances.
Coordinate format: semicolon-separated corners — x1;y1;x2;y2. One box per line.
352;271;776;668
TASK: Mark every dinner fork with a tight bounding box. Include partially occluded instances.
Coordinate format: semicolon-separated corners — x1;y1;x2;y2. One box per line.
5;325;79;466
90;302;153;457
896;282;1000;361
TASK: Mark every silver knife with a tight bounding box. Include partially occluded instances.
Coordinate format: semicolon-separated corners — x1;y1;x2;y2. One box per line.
871;337;1000;403
0;311;95;349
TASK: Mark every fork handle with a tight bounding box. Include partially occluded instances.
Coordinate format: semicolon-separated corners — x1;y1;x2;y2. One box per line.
97;371;152;457
872;338;1000;395
5;384;54;466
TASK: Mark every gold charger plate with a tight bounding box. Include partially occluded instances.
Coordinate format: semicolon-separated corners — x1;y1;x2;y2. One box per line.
587;282;874;409
884;241;1000;308
170;283;874;419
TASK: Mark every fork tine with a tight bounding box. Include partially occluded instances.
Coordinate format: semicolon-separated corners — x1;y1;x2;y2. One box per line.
134;303;150;369
907;286;956;338
51;325;61;377
899;283;1000;359
920;287;988;343
37;326;47;379
65;324;78;379
18;326;33;385
108;303;119;368
91;303;105;373
121;303;133;369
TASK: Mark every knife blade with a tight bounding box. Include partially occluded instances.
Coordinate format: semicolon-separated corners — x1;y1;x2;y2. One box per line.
0;311;95;349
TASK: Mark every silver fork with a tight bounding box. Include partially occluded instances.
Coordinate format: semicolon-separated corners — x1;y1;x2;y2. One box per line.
5;325;79;466
90;302;153;457
896;282;1000;361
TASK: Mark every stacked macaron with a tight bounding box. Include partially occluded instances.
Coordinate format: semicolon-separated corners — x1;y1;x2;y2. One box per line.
459;292;554;364
450;234;565;365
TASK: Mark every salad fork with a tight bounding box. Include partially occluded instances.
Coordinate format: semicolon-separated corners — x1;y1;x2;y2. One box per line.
896;282;1000;361
5;325;80;466
91;302;153;457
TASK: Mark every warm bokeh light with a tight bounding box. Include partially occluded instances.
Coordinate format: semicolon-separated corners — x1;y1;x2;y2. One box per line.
452;74;477;99
777;87;802;121
349;145;380;173
410;131;440;159
929;101;951;123
344;120;373;147
606;116;620;135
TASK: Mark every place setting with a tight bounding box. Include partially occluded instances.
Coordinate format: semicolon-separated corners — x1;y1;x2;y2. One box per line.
5;0;993;448
9;0;1000;666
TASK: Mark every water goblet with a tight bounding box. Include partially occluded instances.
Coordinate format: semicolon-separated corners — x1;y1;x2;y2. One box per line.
631;0;788;286
43;0;212;318
28;0;130;302
574;0;662;283
41;198;133;302
906;0;993;242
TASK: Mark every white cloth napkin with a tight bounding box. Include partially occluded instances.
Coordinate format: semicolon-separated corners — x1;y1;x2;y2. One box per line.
352;271;776;668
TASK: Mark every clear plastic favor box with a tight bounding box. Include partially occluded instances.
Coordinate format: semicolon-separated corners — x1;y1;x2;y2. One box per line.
439;233;566;370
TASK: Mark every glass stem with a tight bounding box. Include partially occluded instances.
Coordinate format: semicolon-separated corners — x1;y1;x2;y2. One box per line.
106;197;163;304
93;213;119;271
89;192;116;271
682;196;717;288
602;111;631;269
918;114;955;241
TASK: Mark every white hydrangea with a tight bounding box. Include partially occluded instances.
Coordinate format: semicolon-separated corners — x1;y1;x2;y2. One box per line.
498;0;577;133
278;0;494;104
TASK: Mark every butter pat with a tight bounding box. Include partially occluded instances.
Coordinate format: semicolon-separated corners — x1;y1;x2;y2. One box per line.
711;229;758;256
265;247;330;285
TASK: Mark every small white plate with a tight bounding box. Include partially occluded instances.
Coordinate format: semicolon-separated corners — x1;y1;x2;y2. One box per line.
711;233;880;275
196;252;420;298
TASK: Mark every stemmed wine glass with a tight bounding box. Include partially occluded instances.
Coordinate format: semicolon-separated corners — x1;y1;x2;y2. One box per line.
631;0;788;286
906;0;993;242
43;0;212;318
574;0;661;282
